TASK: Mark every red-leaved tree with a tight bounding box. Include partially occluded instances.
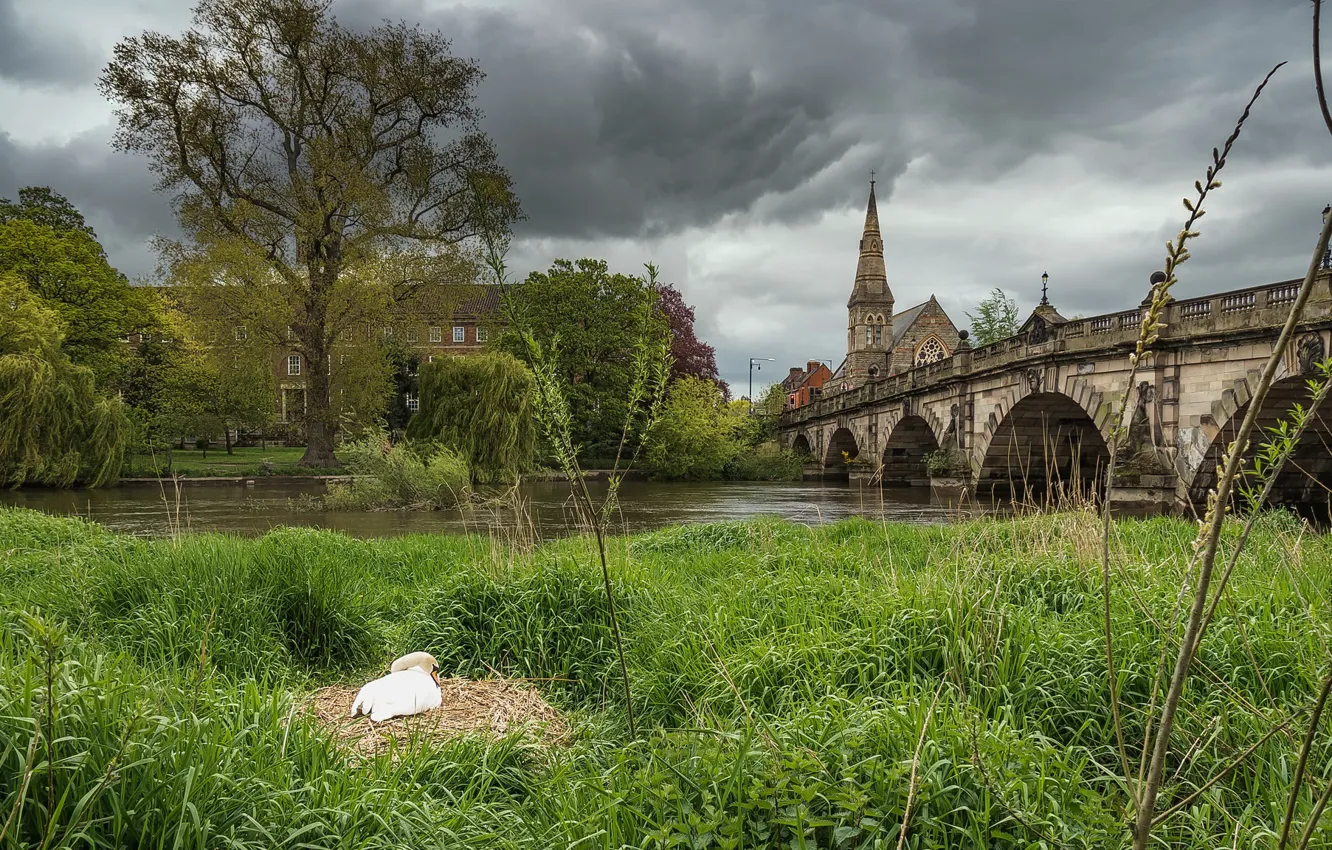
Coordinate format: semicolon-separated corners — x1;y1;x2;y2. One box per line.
657;284;729;399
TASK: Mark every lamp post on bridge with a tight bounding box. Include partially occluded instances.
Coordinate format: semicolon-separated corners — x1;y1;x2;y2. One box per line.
749;357;774;413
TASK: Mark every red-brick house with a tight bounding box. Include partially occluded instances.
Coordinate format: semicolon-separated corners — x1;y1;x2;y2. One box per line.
781;360;834;410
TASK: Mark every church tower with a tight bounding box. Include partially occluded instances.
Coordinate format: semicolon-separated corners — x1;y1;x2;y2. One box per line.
845;178;894;384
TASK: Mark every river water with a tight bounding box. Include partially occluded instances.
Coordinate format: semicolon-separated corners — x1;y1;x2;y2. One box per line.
0;479;990;539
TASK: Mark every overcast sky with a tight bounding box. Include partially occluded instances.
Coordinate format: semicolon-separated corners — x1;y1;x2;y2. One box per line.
1;0;1328;394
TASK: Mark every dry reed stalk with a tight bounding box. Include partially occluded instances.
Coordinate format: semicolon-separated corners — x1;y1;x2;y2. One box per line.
896;681;944;850
1133;95;1332;850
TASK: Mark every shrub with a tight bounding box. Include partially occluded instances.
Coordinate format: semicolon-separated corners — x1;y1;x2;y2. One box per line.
644;376;745;480
324;435;471;510
724;440;803;481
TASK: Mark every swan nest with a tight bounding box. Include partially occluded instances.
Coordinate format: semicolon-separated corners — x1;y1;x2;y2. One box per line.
306;677;568;759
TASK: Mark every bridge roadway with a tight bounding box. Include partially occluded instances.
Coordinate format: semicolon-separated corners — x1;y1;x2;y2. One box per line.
778;271;1332;511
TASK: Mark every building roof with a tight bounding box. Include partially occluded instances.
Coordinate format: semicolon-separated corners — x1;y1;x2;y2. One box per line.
890;300;929;348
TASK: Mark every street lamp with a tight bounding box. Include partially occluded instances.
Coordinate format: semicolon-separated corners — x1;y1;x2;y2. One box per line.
749;357;774;413
1040;271;1050;307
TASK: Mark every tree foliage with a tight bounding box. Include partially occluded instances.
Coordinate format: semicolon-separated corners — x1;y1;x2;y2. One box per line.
645;376;746;480
0;201;151;386
406;351;536;484
657;284;728;398
0;275;129;487
100;0;520;467
500;258;670;459
965;288;1021;347
168;313;276;452
0;186;99;239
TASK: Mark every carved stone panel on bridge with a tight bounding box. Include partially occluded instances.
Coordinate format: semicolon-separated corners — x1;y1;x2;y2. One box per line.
1297;332;1325;374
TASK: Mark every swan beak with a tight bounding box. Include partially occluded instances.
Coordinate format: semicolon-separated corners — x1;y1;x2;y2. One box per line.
431;668;441;687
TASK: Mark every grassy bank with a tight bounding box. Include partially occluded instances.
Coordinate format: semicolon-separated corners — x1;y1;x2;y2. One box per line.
1;507;1330;847
121;445;330;478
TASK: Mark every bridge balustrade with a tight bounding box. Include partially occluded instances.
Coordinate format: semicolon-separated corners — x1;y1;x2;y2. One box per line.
781;274;1329;429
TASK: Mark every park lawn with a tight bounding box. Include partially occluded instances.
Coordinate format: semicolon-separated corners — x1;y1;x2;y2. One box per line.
1;508;1329;848
121;445;335;478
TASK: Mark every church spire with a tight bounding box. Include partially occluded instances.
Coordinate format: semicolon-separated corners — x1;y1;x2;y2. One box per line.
848;177;890;308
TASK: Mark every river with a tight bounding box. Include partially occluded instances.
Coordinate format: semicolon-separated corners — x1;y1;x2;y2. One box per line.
0;478;990;539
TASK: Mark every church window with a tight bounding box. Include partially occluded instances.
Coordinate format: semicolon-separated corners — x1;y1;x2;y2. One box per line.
874;325;883;345
915;336;947;366
865;326;874;346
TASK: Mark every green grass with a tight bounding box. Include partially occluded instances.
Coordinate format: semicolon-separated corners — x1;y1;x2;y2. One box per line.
120;445;332;478
1;507;1330;848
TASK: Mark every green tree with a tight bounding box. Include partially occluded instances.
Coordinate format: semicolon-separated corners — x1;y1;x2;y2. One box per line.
965;288;1021;346
406;351;536;484
0;275;129;487
101;0;520;467
0;186;99;239
0;214;152;386
500;258;670;459
170;326;276;454
120;331;190;464
645;376;745;480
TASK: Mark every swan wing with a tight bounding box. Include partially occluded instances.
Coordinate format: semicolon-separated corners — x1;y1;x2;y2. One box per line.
351;670;441;723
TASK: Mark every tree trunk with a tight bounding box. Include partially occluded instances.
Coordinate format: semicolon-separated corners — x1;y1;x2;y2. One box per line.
224;423;233;455
297;261;342;469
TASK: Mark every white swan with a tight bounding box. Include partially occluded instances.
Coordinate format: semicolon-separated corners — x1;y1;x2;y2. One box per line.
350;652;443;722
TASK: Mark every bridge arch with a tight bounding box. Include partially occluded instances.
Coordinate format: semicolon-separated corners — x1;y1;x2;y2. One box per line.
879;415;941;487
1184;374;1332;518
824;426;860;468
977;391;1110;500
791;432;813;459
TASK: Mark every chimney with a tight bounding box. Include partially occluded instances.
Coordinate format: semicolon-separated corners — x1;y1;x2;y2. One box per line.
789;367;803;378
807;360;822;374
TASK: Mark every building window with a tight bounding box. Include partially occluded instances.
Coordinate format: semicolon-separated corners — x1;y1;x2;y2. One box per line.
406;328;418;343
429;326;442;342
405;392;419;412
339;354;348;365
234;326;247;341
874;325;883;345
453;326;465;343
476;327;489;342
915;336;947;366
427;355;435;363
865;326;874;346
287;354;301;375
383;327;393;338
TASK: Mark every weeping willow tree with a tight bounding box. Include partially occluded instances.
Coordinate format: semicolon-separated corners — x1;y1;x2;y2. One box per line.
405;351;536;484
0;274;128;487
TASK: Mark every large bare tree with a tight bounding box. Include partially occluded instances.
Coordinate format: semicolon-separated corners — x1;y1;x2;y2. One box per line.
100;0;520;466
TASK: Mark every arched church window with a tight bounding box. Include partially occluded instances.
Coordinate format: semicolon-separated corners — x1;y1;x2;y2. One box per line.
865;326;874;346
915;335;947;366
874;325;883;345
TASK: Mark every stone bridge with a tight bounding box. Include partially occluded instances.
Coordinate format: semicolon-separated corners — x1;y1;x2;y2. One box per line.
778;272;1332;511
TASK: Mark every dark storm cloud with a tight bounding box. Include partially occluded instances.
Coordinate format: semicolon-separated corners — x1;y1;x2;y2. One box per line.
337;0;905;240
0;129;177;278
0;0;102;86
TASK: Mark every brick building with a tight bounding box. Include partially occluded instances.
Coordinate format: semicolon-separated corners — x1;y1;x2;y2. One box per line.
825;180;960;392
781;360;834;410
274;285;503;424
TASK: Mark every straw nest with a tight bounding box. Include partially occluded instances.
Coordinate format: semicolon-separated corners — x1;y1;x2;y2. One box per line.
306;677;568;759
